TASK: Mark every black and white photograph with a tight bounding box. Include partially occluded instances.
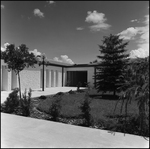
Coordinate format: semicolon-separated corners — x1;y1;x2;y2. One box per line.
1;1;149;148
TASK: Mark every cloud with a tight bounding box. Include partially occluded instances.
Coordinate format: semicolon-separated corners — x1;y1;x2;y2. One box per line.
1;5;4;9
118;27;139;40
29;49;41;56
128;15;149;58
131;19;138;22
4;43;10;49
1;43;10;51
1;47;5;52
85;10;111;31
53;55;74;64
47;1;55;4
76;27;84;31
33;9;44;18
129;48;149;58
118;15;149;41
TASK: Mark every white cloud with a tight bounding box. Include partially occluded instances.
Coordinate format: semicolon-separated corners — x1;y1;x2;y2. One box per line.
53;57;62;62
128;15;149;58
85;10;111;31
129;48;149;58
76;27;84;31
118;27;139;40
47;1;55;4
33;9;44;18
1;43;10;51
1;47;5;52
53;55;74;64
131;19;138;22
29;49;41;56
1;5;4;9
4;43;10;49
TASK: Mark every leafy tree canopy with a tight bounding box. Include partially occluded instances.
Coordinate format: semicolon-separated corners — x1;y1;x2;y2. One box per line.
1;44;37;74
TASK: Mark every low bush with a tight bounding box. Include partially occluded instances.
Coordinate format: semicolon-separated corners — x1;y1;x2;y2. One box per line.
1;88;20;114
19;88;32;116
39;95;47;100
53;92;65;97
68;90;76;94
1;88;32;117
79;92;93;127
47;97;62;121
108;114;149;138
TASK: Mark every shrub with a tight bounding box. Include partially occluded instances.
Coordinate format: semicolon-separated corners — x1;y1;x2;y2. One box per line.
53;92;65;97
79;92;93;126
39;95;47;100
48;97;62;121
1;88;20;114
68;90;76;94
109;115;149;138
114;57;149;138
18;88;32;116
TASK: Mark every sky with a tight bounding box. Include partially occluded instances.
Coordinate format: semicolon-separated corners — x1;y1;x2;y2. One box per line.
1;1;149;64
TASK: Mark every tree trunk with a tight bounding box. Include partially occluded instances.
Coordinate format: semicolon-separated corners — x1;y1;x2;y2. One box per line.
18;72;22;99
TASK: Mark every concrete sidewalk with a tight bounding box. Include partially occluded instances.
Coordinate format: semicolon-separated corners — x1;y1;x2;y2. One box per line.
1;113;149;148
1;87;85;103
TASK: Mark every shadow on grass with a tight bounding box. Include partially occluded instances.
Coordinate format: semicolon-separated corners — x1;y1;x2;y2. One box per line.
89;94;119;100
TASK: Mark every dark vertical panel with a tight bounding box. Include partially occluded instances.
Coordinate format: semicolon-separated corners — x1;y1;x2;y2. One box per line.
62;67;64;87
94;67;96;88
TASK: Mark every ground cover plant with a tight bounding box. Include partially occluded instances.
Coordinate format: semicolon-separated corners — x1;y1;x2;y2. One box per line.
36;89;148;137
1;88;32;117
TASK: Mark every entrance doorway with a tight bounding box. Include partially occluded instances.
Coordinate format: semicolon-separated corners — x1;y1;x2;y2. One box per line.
67;71;87;87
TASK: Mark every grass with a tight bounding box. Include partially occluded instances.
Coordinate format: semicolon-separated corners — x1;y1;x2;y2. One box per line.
37;89;139;123
36;89;150;137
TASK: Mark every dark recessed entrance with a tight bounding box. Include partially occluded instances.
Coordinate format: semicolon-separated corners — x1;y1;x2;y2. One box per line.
67;71;87;87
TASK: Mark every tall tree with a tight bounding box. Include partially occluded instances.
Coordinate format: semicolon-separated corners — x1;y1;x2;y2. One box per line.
95;34;129;96
1;44;37;99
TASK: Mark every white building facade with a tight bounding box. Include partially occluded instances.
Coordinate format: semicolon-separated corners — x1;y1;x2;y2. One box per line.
1;60;97;91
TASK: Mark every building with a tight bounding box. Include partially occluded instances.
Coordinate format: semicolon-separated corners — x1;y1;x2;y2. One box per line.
1;59;98;91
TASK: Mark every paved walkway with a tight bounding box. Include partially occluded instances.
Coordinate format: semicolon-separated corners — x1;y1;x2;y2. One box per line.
1;113;149;148
1;87;149;148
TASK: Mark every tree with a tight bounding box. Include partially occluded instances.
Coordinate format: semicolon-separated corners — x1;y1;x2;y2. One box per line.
115;56;149;137
95;34;129;96
1;44;37;99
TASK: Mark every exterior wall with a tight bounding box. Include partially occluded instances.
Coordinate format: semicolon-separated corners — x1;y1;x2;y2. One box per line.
1;61;65;91
8;71;12;91
1;60;95;91
11;70;17;90
47;66;62;87
19;69;41;90
2;66;8;91
65;67;95;87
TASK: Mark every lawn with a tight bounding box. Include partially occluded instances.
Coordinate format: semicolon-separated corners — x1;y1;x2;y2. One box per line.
37;89;139;118
36;89;141;129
